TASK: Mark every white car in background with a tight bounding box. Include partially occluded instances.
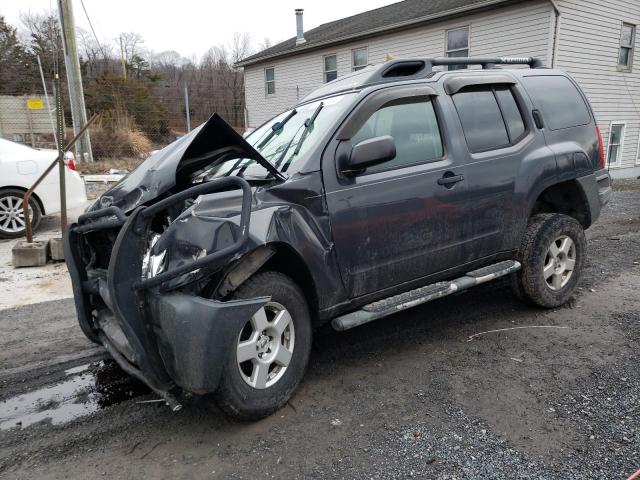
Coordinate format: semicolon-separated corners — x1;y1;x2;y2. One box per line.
0;138;87;239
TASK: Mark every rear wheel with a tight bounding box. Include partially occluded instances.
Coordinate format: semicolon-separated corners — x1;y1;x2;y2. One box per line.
214;271;312;420
0;189;41;239
511;213;586;308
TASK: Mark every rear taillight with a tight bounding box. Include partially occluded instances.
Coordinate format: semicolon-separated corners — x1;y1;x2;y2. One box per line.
64;152;76;171
595;125;606;169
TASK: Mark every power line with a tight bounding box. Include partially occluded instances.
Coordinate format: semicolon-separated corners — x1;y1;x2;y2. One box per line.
79;0;109;59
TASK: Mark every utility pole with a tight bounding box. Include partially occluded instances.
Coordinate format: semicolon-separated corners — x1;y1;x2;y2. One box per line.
184;83;191;132
119;35;127;80
57;0;93;162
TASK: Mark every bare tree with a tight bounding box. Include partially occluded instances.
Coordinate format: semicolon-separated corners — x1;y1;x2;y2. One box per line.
19;11;65;84
118;31;144;63
229;32;252;64
258;37;273;51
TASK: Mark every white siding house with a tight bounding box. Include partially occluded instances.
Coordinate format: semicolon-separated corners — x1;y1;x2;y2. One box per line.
238;0;640;178
554;0;640;177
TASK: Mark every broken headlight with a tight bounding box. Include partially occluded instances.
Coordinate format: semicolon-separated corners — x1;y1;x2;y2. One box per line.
141;234;167;279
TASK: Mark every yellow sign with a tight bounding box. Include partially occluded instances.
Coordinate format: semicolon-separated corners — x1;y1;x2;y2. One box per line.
26;98;44;110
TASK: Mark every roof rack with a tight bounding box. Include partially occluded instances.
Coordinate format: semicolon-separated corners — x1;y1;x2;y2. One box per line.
363;56;544;86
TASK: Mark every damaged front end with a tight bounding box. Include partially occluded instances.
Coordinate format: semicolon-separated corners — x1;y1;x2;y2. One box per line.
66;177;269;409
64;116;280;408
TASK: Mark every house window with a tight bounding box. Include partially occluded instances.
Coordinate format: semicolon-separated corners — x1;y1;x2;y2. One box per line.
607;123;625;166
618;23;636;71
446;26;469;70
265;67;275;95
352;47;368;71
324;55;337;83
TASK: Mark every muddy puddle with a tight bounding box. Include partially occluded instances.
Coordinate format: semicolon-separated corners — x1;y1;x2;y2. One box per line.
0;360;150;431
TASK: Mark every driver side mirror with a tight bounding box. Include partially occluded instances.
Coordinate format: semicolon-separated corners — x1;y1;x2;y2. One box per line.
340;135;396;176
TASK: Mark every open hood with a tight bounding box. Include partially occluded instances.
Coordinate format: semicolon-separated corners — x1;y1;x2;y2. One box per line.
91;114;282;213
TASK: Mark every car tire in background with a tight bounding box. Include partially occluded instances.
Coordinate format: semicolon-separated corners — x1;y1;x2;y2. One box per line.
0;188;42;239
511;213;586;308
214;271;312;420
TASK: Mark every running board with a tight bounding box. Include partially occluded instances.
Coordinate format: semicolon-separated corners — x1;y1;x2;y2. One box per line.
332;260;521;331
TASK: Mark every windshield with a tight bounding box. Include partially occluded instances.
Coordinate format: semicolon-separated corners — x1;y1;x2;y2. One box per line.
202;93;354;180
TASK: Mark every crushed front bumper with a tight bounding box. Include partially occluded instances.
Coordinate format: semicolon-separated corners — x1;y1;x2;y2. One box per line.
64;178;268;402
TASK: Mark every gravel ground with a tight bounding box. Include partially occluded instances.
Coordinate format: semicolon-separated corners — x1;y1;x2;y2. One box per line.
0;180;638;479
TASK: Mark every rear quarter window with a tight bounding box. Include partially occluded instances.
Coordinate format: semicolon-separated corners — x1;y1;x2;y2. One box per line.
522;75;591;130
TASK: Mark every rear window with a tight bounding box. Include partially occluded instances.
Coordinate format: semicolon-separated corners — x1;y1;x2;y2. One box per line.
452;86;526;153
495;87;526;141
522;75;591;130
453;89;509;152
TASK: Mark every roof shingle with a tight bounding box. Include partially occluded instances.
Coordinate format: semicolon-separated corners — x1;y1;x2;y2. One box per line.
237;0;515;66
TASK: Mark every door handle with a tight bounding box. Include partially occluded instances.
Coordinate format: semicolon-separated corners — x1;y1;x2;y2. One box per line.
437;173;464;187
532;109;545;129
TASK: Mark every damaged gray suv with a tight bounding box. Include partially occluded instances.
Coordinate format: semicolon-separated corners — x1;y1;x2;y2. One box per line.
65;57;612;419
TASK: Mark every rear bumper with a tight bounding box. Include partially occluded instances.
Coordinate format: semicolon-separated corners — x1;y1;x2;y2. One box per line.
576;169;612;226
595;168;612;207
64;177;265;397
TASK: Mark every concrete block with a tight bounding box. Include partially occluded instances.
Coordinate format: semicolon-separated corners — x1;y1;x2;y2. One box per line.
12;240;48;267
49;237;65;261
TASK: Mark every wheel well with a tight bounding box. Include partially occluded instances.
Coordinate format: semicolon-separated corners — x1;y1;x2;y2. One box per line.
0;186;45;215
530;180;590;228
258;243;319;325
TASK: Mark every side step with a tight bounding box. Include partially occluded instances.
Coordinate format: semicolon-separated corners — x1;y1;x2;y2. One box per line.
332;260;520;331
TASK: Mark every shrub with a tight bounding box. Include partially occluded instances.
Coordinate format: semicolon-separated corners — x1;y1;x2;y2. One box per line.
90;108;153;160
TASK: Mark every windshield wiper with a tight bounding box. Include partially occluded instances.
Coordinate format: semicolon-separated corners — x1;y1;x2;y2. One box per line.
256;109;297;151
292;102;323;158
274;102;324;171
279;102;324;172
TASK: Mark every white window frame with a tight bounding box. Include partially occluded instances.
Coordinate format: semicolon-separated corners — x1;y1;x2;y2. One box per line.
445;25;470;70
351;47;369;71
323;54;338;83
618;22;636;72
606;121;626;168
265;67;276;96
635;130;640;165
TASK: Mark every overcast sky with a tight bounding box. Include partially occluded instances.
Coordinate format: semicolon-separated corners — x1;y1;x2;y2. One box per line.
0;0;399;61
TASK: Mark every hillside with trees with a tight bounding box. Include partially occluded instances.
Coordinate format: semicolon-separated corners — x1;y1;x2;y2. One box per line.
0;12;254;160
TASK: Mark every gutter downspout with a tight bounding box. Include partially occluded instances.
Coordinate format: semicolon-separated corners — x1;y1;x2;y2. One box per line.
548;0;561;68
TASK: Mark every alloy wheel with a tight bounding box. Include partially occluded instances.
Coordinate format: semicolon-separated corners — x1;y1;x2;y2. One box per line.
543;235;576;291
0;195;32;234
236;301;295;389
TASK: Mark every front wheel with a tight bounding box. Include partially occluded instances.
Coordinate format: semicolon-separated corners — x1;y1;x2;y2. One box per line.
511;213;586;308
214;271;312;420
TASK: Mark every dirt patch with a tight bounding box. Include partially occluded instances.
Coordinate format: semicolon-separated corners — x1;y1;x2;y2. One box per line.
0;206;87;310
0;181;639;479
613;178;640;191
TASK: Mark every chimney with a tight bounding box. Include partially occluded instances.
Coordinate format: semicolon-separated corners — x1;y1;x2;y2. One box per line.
295;9;306;45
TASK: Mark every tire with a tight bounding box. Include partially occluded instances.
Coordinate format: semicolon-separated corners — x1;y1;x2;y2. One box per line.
511;213;586;308
0;189;42;239
214;271;312;420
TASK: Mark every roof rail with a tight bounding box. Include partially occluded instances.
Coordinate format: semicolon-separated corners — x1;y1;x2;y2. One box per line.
363;56;544;86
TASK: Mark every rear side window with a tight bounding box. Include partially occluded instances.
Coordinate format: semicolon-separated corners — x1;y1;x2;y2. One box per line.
522;75;591;130
351;96;444;172
495;87;526;141
452;86;526;153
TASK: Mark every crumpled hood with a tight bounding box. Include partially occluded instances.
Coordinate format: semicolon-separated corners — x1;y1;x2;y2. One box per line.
90;114;279;213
